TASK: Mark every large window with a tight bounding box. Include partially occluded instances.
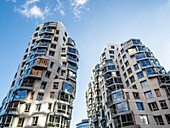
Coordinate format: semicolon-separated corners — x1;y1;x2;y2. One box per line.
154;115;164;125
140;81;149;88
140;60;151;67
117;101;128;113
165;114;170;124
148;102;159;111
112;91;123;103
14;90;27;99
107;65;116;70
144;91;153;99
146;68;157;75
63;82;73;93
134;64;139;71
135;53;146;60
140;115;149;124
105;59;113;65
137;72;144;79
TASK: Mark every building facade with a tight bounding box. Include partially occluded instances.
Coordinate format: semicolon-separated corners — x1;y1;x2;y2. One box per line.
76;119;89;128
0;21;79;128
86;39;170;128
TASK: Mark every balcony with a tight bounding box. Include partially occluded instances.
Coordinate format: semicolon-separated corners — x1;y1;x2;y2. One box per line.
29;69;43;78
8;108;19;115
33;42;49;49
68;64;77;72
43;22;57;27
68;55;77;63
36;35;52;41
40;28;55;34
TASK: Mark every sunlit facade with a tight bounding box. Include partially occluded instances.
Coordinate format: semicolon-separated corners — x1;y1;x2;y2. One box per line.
86;39;170;128
0;21;79;128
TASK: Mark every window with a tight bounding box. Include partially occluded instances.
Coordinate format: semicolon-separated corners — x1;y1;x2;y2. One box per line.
53;82;59;89
117;101;128;113
123;55;127;61
144;91;153;99
30;92;34;100
140;115;149;124
107;65;116;70
32;117;38;126
48;103;52;110
56;30;59;34
64;31;67;37
136;102;144;110
36;93;44;101
155;89;161;97
40;82;46;89
61;70;66;76
54;37;58;42
148;102;159;111
17;118;25;127
121;65;125;71
130;76;135;83
134;64;139;71
121;49;124;54
109;51;114;54
63;62;66;67
140;81;149;88
105;59;113;65
165;114;170;124
135;53;146;60
110;46;114;49
154;115;164;125
159;100;168;109
50;92;55;99
25;104;31;112
49;51;55;56
51;44;56;49
45;71;51;78
125;61;129;67
63;82;73;93
120;113;134;127
139;60;151;67
62;48;65;53
127;68;132;75
120;59;122;64
102;52;105;57
49;62;54;68
14;90;27;99
125;92;130;99
63;37;66;42
110;56;114;59
137;72;144;79
123;72;127;79
36;104;41;111
126;80;130;87
133;92;140;99
146;68;157;75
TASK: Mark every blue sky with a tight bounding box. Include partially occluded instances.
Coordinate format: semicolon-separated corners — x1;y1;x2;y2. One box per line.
0;0;170;127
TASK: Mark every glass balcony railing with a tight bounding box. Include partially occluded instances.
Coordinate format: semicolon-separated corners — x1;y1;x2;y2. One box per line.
43;22;57;27
68;64;77;71
68;55;77;62
68;47;76;54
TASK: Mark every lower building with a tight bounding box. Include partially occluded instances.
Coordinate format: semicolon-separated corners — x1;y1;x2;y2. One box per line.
76;119;89;128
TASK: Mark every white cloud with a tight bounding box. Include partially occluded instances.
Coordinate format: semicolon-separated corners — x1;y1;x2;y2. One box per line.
70;0;89;20
6;0;17;2
15;0;50;20
60;10;65;16
75;0;87;5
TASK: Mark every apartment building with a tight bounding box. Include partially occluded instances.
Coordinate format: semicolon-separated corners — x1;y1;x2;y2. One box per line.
86;39;170;128
0;21;79;128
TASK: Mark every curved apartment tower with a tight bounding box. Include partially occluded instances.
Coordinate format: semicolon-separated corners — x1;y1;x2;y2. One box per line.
0;21;79;128
86;39;170;128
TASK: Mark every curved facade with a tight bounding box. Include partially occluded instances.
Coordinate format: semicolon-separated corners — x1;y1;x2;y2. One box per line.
86;39;170;128
0;21;79;128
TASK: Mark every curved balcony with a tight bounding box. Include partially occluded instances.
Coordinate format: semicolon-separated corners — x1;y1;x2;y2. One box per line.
32;42;49;49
